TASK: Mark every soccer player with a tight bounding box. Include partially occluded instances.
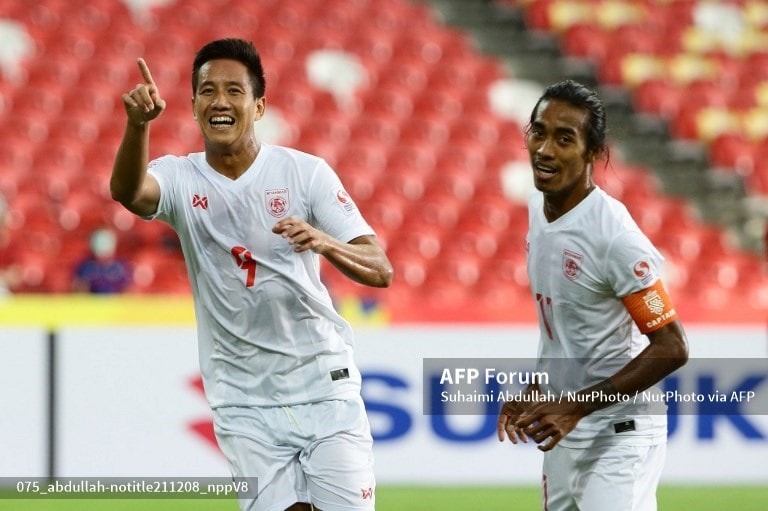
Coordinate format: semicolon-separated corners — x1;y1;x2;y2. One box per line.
111;38;392;511
497;80;689;511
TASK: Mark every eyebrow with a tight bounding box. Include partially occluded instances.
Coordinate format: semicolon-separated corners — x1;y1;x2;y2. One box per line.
198;80;246;88
531;120;579;136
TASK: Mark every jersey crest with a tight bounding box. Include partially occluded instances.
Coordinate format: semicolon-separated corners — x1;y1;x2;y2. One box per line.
265;188;290;218
562;249;583;280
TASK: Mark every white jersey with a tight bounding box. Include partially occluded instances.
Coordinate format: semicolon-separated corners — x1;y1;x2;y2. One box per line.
526;186;667;447
147;143;375;408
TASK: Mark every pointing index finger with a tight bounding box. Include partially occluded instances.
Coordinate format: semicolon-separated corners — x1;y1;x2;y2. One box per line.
137;58;155;85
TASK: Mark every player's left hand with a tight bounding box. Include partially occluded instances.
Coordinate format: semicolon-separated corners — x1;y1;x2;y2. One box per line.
514;401;587;452
497;399;529;444
273;217;330;254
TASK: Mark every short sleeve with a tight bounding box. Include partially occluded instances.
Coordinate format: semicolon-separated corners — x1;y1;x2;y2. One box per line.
145;155;180;224
605;230;666;298
308;160;375;243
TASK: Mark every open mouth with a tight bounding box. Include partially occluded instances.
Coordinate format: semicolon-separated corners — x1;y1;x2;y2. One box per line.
209;116;235;128
534;163;557;175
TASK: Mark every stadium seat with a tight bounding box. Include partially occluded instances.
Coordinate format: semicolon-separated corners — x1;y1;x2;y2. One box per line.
387;141;439;175
412;88;464;123
427;167;477;202
632;78;683;119
560;22;609;62
298;110;352;148
349;114;401;145
434;251;485;287
449;112;502;147
745;162;768;196
56;190;108;233
451;224;501;259
387;250;430;289
414;189;466;230
346;27;397;69
398;115;451;149
335;141;389;201
708;133;756;174
374;57;430;94
358;188;408;234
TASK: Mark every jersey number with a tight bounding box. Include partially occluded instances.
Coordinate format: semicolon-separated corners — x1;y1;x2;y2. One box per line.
231;246;257;287
536;293;555;341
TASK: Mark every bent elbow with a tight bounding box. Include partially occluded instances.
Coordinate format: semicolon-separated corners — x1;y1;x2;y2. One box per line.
670;338;689;371
675;343;689;369
109;179;134;206
377;265;394;288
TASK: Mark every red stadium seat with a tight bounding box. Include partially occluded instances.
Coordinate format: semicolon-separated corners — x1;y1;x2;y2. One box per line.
435;141;488;177
388;250;430;289
746;162;768;196
708;133;756;174
412;88;464;123
56;190;108;232
374;56;430;93
358;188;408;234
346;27;396;69
349;114;401;145
358;85;414;120
450;224;501;259
398;115;451;149
337;139;389;172
560;22;609;62
632;78;683;119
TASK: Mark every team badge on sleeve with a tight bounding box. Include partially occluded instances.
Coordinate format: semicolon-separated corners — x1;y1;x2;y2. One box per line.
631;259;655;286
335;189;357;215
266;188;290;218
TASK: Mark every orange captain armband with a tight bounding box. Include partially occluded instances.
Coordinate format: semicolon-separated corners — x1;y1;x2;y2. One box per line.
621;280;678;334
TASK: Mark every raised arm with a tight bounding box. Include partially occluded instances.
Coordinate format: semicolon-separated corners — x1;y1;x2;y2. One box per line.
272;218;393;288
110;58;166;217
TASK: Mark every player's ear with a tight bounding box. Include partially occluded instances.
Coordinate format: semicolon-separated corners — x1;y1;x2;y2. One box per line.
191;96;197;120
585;145;601;165
254;96;266;121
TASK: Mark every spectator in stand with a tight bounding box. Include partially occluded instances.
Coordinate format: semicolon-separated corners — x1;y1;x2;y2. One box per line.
72;227;132;293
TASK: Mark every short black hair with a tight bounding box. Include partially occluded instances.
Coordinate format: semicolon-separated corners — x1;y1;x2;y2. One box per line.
192;38;266;98
530;79;608;158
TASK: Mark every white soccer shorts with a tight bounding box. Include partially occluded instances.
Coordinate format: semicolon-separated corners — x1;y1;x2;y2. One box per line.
213;396;376;511
542;442;666;511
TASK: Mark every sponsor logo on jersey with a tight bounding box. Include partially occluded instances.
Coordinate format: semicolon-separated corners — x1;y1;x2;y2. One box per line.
336;189;356;213
562;249;583;280
192;194;208;210
266;188;290;218
632;260;654;286
361;487;374;499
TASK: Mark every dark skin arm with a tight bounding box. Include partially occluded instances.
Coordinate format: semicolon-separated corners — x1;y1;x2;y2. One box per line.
500;320;688;451
111;58;164;217
272;216;393;288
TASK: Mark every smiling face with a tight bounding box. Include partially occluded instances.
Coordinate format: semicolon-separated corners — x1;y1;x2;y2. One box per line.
192;58;265;155
526;98;596;219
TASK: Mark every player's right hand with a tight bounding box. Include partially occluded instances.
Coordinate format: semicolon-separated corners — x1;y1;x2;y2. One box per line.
122;58;166;126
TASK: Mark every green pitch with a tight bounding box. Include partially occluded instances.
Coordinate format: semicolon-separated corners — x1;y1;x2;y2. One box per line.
1;486;766;510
